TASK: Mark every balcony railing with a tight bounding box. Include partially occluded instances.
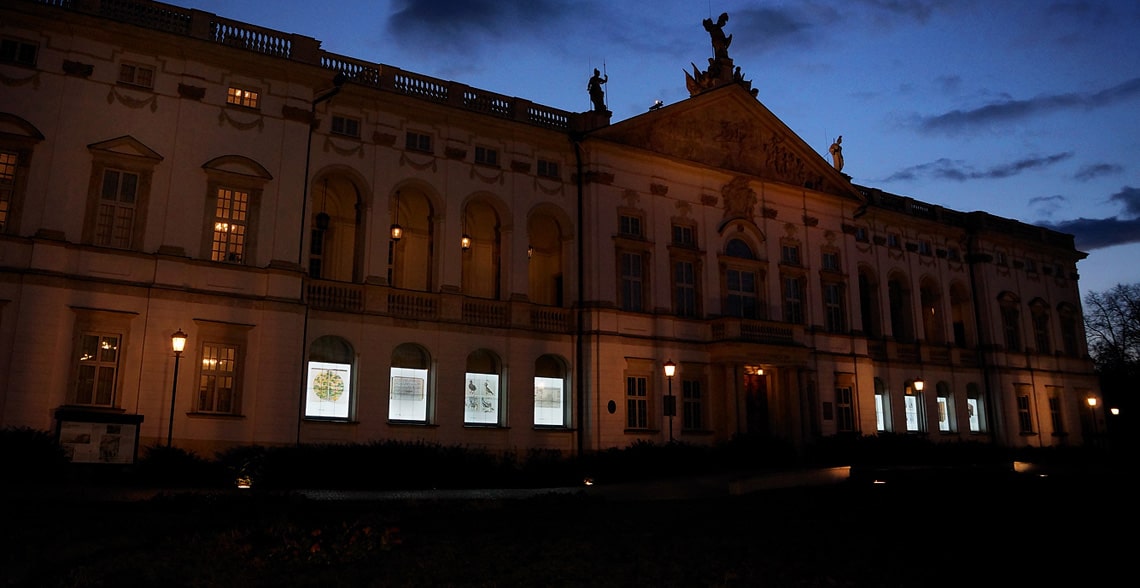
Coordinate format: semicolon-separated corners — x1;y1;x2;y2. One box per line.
26;0;575;131
711;318;796;345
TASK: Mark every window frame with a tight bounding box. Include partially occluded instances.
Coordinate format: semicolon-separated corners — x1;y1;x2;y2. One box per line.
226;86;261;109
389;343;432;424
117;61;155;89
625;375;650;430
0;36;38;68
68;308;135;408
405;131;433;154
330;115;361;138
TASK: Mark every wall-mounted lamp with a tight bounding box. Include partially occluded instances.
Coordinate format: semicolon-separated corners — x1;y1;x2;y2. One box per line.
527;245;535;259
461;234;472;250
390;191;403;241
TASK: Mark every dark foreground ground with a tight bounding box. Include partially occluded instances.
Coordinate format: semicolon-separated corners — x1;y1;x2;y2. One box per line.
2;466;1132;588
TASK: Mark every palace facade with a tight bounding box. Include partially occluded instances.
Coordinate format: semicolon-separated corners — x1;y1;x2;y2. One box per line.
0;0;1100;462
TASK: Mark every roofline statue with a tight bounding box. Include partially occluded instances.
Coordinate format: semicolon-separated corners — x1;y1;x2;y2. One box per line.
703;12;732;60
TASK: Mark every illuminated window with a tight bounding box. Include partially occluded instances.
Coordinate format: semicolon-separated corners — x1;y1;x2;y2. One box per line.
904;382;925;432
966;383;986;433
874;378;891;432
936;382;956;432
74;333;121;407
197;343;238;414
533;355;568;427
626;375;649;429
226;86;260;109
389;344;431;423
464;349;502;426
211;187;248;263
305;336;354;420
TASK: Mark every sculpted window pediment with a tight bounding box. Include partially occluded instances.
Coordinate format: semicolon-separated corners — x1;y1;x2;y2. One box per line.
202;155;273;180
87;135;163;162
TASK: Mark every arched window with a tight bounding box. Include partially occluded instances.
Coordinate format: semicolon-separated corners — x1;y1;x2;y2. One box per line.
858;267;881;338
888;273;914;343
999;292;1022;351
1057;303;1079;356
390;188;435;291
464;349;503;425
528;211;565;306
462;199;502;299
309;174;365;282
1030;298;1051;354
305;335;354;419
950;281;972;348
389;343;432;422
936;381;956;432
533;354;569;427
874;377;891;432
920;277;945;344
966;383;987;433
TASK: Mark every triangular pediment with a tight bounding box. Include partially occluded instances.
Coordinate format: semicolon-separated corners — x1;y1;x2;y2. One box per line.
87;135;163;162
589;84;860;200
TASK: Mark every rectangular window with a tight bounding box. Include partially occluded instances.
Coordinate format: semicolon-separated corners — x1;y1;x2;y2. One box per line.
619;214;642;237
0;37;38;67
197;343;238;414
1048;391;1064;434
1024;259;1037;273
626;376;648;429
821;251;840;272
534;376;565;426
226;86;260;109
994;251;1007;266
836;386;854;433
674;260;697;317
464;373;500;425
74;333;121;406
783;276;804;324
726;269;758;318
875;392;886;432
1033;312;1051;354
0;149;15;232
780;244;800;265
1017;394;1033;433
947;247;961;262
823;282;844;333
672;224;695;247
95;169;139;249
918;240;933;256
118;63;154;88
1002;306;1022;351
887;233;901;249
620;252;644;312
331;115;361;138
405;131;432;153
474;146;499;166
537;159;559;178
682;379;702;430
389;367;428;422
854;227;869;243
967;387;985;433
211;187;248;263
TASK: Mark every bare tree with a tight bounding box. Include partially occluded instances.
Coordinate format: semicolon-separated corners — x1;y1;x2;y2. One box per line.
1084;283;1140;372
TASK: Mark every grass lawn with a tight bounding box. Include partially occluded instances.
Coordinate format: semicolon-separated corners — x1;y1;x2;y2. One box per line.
1;469;1129;588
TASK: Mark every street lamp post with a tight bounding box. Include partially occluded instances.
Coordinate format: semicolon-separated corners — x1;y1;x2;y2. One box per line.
663;359;676;443
1087;396;1098;445
167;328;188;448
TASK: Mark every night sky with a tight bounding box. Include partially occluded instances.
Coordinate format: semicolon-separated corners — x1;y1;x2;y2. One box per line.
171;0;1140;296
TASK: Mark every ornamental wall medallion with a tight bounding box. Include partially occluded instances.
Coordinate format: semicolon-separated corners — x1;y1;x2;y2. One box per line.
720;176;755;220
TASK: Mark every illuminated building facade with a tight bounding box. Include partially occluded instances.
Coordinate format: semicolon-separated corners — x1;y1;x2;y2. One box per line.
0;0;1101;461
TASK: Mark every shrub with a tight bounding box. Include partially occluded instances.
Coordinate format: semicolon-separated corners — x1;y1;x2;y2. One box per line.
0;426;69;484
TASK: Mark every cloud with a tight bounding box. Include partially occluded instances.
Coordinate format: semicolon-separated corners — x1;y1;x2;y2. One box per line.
917;77;1140;133
1040;186;1140;250
385;0;583;49
1075;163;1123;181
730;6;820;52
1029;194;1066;219
883;152;1072;182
